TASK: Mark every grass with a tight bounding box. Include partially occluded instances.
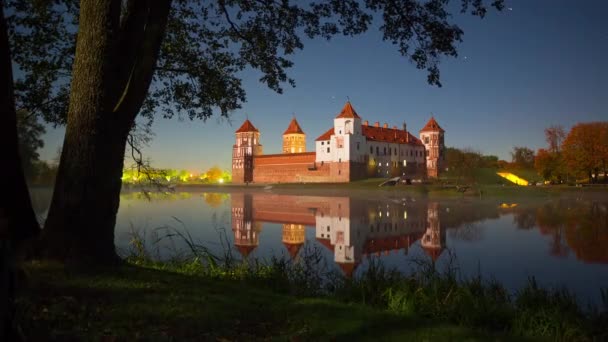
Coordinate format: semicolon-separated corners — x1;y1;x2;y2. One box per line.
16;261;518;341
14;244;608;341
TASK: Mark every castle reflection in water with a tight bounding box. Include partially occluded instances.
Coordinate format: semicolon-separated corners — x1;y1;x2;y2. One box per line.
231;193;446;276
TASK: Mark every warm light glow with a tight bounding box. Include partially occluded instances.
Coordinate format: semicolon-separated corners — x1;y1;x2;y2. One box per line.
219;179;224;183
497;172;529;186
403;211;407;219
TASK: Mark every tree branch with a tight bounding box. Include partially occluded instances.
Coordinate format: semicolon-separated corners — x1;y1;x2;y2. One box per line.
113;0;172;121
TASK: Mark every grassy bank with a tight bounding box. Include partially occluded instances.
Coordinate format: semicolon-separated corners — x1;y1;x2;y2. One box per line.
15;252;608;341
161;179;607;201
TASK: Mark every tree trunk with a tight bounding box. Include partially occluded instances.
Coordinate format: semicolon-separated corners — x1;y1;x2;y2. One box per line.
41;0;171;264
0;4;40;243
41;0;126;264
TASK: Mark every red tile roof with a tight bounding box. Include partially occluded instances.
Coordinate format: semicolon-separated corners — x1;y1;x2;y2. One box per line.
315;125;423;145
362;125;423;145
335;101;361;119
315;127;334;141
283;118;305;135
235;119;259;133
419;117;444;133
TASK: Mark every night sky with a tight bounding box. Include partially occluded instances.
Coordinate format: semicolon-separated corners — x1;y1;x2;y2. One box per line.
39;0;607;172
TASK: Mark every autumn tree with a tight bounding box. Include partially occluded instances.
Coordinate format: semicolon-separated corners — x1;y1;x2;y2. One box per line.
562;122;608;183
534;125;566;183
4;0;504;263
545;125;566;154
510;146;535;169
205;166;223;183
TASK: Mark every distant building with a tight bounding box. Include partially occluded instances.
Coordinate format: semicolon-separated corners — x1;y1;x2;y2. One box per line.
232;102;445;183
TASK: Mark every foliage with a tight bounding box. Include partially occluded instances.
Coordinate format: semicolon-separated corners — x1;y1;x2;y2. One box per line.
480;155;499;168
510;146;535;169
562;122;608;183
534;148;560;182
5;0;505;128
120;166;232;184
545;125;566;154
29;160;59;186
444;147;482;183
16;109;45;180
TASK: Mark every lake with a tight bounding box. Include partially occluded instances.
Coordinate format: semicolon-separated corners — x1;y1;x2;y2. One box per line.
30;188;608;304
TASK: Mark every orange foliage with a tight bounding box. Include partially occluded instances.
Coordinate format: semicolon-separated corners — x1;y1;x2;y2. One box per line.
534;148;554;181
562;122;608;181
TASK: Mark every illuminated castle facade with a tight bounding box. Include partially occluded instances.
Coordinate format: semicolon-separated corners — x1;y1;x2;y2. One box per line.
232;102;445;183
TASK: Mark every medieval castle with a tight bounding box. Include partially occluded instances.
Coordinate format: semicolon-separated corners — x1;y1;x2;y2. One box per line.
232;101;445;183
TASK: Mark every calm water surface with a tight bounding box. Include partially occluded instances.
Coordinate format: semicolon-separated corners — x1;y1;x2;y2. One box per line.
31;189;608;304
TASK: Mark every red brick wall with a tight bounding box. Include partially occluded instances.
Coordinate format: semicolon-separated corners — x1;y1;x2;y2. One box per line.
250;153;362;183
253;153;327;183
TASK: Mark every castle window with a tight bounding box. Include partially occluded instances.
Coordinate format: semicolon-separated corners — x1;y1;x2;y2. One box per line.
370;146;373;154
321;141;324;145
383;147;386;155
327;147;330;153
376;146;379;155
327;226;330;232
424;136;429;144
339;130;341;134
357;142;360;150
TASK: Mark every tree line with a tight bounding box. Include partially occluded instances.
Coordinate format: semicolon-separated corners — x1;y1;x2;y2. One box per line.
535;123;608;184
121;166;231;184
445;123;608;185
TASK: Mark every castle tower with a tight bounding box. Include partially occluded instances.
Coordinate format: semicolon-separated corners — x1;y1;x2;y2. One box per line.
282;117;306;153
334;101;362;136
232;119;263;184
282;223;305;259
420;202;445;262
419;116;445;178
231;193;262;258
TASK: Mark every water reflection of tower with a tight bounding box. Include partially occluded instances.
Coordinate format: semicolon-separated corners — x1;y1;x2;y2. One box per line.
315;197;360;276
420;202;445;262
231;193;262;257
282;223;305;258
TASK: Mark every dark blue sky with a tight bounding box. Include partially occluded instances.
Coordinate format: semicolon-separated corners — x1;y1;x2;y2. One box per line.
40;0;608;171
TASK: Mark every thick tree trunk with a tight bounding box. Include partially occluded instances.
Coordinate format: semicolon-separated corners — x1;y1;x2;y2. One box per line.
41;0;171;264
41;0;126;264
0;4;40;243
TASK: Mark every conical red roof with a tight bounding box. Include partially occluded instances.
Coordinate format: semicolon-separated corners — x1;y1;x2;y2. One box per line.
419;117;444;133
283;118;305;135
335;101;361;119
235;119;259;133
337;262;360;278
